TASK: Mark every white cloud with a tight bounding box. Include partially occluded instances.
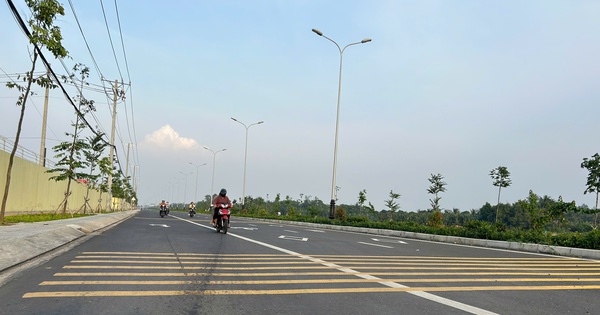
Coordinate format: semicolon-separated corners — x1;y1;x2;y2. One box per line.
140;125;198;151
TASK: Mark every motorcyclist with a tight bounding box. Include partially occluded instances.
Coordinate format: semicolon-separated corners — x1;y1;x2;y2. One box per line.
189;202;196;212
211;188;231;226
159;200;168;210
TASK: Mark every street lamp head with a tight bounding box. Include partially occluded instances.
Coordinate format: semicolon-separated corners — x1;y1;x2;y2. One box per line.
312;28;323;36
257;121;264;124
231;117;238;122
361;38;372;44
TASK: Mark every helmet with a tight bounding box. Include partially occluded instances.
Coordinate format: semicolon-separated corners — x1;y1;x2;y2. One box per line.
219;188;227;196
162;200;165;202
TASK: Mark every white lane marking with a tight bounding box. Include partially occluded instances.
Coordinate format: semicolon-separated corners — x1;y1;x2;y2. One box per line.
372;238;407;244
283;230;298;233
306;229;325;233
279;235;308;242
358;242;393;249
171;215;498;315
232;227;258;231
149;224;170;228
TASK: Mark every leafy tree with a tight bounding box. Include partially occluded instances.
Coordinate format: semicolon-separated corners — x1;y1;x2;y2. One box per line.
383;190;400;220
95;156;112;212
384;190;401;212
490;166;512;223
547;196;577;228
477;202;496;223
520;190;545;231
357;189;367;216
79;131;107;213
581;153;600;229
1;0;69;223
427;173;447;212
46;64;96;214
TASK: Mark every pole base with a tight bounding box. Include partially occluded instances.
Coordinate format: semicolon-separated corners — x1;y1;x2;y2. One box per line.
329;199;335;219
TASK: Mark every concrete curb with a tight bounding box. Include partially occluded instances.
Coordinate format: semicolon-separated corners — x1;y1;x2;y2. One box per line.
251;218;600;260
0;210;138;272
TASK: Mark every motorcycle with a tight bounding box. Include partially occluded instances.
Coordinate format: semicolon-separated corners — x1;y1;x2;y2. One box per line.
159;205;168;217
214;203;231;234
189;206;196;218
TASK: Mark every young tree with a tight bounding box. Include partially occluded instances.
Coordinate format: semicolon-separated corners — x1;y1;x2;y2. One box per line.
490;166;512;223
46;64;96;214
80;132;107;213
427;173;447;212
384;190;401;211
95;156;112;212
357;189;367;215
1;0;69;223
581;153;600;229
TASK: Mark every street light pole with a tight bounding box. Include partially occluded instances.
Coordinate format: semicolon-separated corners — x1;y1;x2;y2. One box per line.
231;118;264;211
204;146;227;205
189;162;207;203
173;176;184;209
179;171;193;205
312;28;372;219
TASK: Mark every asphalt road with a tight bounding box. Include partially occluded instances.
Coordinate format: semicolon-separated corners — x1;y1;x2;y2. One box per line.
1;209;598;315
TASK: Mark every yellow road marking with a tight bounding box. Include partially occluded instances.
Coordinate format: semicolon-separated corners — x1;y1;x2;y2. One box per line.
76;256;306;260
69;259;600;267
71;260;322;265
23;285;600;298
79;252;594;261
81;252;292;257
61;265;600;271
53;271;600;277
39;278;600;286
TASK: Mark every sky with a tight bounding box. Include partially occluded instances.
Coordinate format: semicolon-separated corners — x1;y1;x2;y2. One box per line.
2;1;600;212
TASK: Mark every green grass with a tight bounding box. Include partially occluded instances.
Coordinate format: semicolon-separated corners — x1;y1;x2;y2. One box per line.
2;212;95;224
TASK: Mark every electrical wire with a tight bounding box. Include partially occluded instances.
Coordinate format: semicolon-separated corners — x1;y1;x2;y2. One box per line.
66;0;105;81
100;0;123;81
5;0;129;181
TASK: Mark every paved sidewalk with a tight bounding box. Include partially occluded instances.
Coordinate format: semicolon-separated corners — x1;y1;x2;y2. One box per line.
0;210;138;272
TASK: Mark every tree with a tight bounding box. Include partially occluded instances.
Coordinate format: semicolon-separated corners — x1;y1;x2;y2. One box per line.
490;166;512;223
1;0;69;223
427;173;447;212
384;190;401;220
95;156;112;212
46;64;96;214
81;132;107;213
581;153;600;229
357;189;367;215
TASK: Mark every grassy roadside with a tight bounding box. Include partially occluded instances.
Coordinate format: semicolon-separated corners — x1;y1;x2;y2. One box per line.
1;213;96;225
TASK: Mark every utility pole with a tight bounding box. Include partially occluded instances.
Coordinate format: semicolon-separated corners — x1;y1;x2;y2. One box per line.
39;68;50;166
132;165;138;200
106;80;118;211
124;143;130;209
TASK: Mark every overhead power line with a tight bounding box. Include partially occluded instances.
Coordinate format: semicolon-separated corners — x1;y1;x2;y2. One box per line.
5;0;129;181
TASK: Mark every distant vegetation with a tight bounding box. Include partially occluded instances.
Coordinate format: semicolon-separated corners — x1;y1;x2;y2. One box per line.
161;188;600;251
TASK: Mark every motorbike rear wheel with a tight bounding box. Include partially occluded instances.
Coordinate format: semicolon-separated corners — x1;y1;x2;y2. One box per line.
222;219;229;234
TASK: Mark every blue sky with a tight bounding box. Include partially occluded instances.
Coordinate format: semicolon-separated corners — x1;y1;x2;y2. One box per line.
2;1;600;211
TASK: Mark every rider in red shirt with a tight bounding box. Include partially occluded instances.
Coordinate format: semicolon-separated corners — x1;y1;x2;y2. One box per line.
212;188;231;226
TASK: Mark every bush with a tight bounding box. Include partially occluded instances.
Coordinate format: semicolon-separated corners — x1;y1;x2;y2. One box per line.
334;207;347;221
